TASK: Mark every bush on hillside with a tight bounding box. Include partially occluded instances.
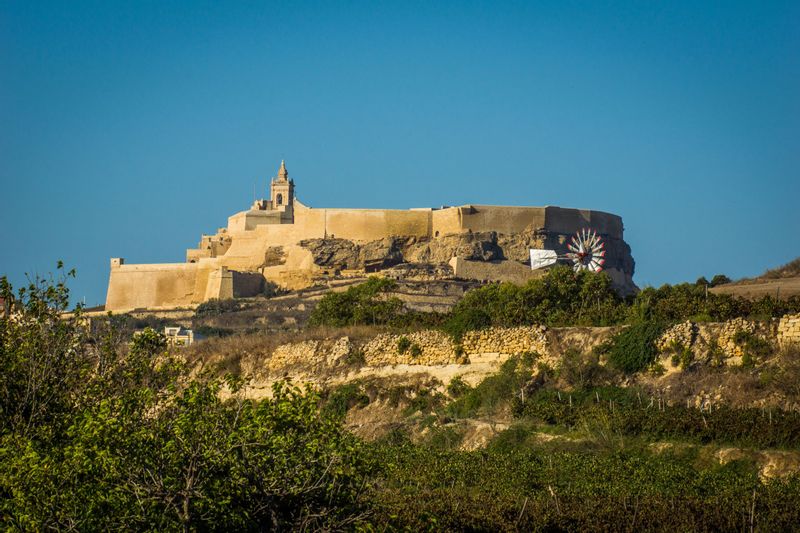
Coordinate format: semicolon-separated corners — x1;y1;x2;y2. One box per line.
446;266;624;332
308;277;403;327
605;321;666;373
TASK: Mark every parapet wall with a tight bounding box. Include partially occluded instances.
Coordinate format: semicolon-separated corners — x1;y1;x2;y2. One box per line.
106;261;264;312
106;263;202;310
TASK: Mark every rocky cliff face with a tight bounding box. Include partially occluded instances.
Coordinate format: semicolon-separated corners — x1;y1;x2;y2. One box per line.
300;229;637;294
300;228;638;295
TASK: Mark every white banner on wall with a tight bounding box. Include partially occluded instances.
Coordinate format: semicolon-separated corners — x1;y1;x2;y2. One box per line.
529;249;558;270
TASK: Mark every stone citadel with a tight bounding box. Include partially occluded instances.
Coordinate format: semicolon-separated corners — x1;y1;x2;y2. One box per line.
106;161;636;311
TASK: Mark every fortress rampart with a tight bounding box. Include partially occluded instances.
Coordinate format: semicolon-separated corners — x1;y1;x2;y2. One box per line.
106;162;636;311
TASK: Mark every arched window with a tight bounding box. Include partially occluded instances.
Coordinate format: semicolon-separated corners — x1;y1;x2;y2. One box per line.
276;193;283;205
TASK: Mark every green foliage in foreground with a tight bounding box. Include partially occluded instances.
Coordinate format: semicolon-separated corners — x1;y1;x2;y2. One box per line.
0;271;372;531
446;354;538;419
4;270;800;531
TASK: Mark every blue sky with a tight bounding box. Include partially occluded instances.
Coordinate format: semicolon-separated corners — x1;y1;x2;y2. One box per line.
1;1;798;306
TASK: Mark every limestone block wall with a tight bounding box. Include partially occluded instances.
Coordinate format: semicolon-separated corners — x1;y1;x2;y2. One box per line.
260;325;560;375
324;208;431;242
362;330;456;366
461;326;548;356
656;321;697;352
455;205;547;236
266;337;353;374
106;262;203;311
778;314;800;347
657;317;779;362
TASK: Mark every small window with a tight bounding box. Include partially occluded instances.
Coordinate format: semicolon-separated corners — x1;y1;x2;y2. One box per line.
276;193;283;205
435;231;440;237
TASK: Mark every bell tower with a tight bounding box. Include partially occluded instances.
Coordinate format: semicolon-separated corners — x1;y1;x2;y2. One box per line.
270;160;294;208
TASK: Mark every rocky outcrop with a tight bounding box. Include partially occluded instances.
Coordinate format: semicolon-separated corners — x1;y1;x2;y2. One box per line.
299;227;638;296
404;232;504;263
299;237;406;271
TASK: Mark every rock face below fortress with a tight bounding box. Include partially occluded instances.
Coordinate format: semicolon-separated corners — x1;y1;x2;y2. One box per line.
105;162;637;311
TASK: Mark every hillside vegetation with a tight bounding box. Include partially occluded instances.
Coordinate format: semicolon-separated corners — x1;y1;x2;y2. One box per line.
3;267;800;530
762;257;800;279
307;266;800;334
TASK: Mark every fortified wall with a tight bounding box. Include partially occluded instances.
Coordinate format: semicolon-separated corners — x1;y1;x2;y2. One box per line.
106;161;637;311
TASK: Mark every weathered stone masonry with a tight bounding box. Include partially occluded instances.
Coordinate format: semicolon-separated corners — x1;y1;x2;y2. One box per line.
106;161;637;311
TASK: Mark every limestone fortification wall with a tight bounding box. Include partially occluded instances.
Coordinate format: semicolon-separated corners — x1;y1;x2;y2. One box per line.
261;326;555;372
105;162;635;311
106;261;264;312
107;263;202;310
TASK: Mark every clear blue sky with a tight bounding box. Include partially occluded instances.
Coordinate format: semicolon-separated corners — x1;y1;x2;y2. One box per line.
1;1;798;306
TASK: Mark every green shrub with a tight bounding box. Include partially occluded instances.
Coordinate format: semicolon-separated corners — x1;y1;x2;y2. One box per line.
558;349;606;388
308;277;403;327
409;343;422;358
444;267;624;336
323;383;370;418
402;388;444;416
397;336;411;354
447;356;534;419
734;330;772;367
710;274;731;287
442;307;491;341
606;322;666;373
446;376;472;398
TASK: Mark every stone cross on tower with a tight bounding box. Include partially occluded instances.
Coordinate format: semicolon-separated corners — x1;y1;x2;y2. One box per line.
270;160;294;208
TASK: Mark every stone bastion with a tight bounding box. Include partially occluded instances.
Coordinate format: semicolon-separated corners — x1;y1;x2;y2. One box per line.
106;162;637;311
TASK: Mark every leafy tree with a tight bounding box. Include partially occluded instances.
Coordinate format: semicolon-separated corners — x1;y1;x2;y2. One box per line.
0;271;373;531
308;277;403;327
710;274;732;287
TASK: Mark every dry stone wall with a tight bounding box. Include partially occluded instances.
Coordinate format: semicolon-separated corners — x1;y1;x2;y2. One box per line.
461;326;548;356
778;314;800;347
267;336;353;374
260;313;800;375
656;321;697;352
362;330;456;366
656;316;793;365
